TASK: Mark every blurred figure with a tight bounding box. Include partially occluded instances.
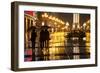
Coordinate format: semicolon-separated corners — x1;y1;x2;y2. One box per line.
31;28;37;61
39;29;45;60
44;29;50;48
65;32;73;59
40;29;45;49
44;29;50;60
79;30;86;59
39;28;50;60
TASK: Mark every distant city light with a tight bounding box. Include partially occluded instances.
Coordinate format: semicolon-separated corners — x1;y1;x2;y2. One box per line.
42;21;45;26
66;22;69;26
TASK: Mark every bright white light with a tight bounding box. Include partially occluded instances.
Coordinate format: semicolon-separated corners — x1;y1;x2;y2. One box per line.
66;22;69;26
73;24;75;29
77;24;80;29
42;21;44;26
83;23;86;27
83;37;86;40
87;20;90;23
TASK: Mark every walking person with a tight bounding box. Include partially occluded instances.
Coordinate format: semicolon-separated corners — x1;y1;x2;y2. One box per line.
40;29;45;49
65;32;73;59
44;29;50;60
31;28;37;61
79;30;86;59
39;29;45;60
44;29;50;48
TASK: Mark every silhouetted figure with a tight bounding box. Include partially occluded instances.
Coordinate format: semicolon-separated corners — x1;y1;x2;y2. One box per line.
40;29;45;49
65;32;73;59
31;29;37;61
44;29;50;60
79;31;87;59
39;29;45;60
44;29;50;48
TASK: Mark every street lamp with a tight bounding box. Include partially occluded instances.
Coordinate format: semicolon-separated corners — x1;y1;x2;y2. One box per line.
49;15;53;20
72;24;75;30
66;22;69;26
83;23;86;30
77;24;80;29
42;21;45;26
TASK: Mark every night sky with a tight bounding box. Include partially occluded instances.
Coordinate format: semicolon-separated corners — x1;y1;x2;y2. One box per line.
50;12;90;26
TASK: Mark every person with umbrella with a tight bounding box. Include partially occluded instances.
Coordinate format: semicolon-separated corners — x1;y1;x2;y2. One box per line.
40;25;50;49
30;26;37;61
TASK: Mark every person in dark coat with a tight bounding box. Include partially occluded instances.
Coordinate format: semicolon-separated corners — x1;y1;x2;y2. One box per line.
39;29;46;60
31;29;37;61
44;29;50;60
44;29;50;48
79;30;86;59
40;29;45;49
65;32;73;59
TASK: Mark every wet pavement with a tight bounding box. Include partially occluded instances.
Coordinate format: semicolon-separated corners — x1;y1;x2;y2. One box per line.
24;31;90;61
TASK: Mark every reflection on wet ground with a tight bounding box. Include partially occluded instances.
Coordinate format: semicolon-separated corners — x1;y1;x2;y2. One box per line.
24;31;90;61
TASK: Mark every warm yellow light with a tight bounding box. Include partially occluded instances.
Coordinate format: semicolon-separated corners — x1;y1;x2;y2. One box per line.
87;20;90;24
66;22;69;26
42;21;45;26
49;15;52;20
54;22;57;25
44;13;47;15
61;21;63;23
34;17;37;20
60;20;62;23
42;14;44;17
73;24;75;29
45;15;48;18
52;17;56;21
55;18;58;22
49;31;65;58
86;32;90;42
44;13;48;18
83;23;86;27
62;22;65;24
58;19;61;23
77;24;80;29
55;18;59;22
86;32;90;53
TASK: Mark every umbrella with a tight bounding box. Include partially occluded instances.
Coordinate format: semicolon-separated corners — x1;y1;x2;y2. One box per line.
27;26;36;32
40;25;50;29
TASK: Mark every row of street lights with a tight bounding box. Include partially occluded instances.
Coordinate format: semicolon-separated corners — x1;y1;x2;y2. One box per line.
41;13;90;31
42;13;65;25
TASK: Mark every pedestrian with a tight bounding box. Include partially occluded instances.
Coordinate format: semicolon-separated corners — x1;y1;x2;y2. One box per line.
39;29;45;60
31;28;37;61
40;29;45;49
44;29;50;48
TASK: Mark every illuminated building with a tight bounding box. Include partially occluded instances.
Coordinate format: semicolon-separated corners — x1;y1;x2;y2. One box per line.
24;11;37;49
